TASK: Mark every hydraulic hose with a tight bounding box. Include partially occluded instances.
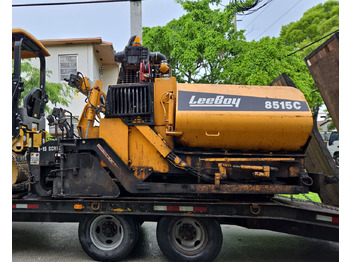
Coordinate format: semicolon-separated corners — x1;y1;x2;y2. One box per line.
149;52;167;64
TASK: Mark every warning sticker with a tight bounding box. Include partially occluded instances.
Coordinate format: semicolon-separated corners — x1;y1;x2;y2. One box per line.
30;152;40;165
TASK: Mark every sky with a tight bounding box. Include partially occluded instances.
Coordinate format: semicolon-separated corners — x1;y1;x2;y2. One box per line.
11;0;334;52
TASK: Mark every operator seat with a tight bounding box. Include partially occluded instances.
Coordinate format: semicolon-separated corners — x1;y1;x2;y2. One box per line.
23;88;45;119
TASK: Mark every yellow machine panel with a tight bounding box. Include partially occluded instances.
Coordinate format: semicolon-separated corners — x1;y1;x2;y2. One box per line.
99;118;129;165
174;84;313;152
128;126;170;173
153;77;177;148
99;118;170;173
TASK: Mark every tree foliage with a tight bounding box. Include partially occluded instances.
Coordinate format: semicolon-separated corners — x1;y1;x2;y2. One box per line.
221;37;323;111
142;0;339;113
143;0;244;83
20;61;73;113
279;1;339;57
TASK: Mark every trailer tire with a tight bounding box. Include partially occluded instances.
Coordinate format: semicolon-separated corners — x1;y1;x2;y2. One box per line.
157;216;222;262
333;152;339;166
79;214;139;261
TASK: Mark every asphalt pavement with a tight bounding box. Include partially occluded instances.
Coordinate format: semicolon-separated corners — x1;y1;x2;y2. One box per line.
12;222;339;262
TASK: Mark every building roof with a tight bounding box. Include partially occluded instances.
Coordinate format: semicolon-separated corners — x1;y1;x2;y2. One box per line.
40;37;117;66
40;37;103;46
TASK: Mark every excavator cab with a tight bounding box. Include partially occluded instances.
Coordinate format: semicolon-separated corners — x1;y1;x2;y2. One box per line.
12;28;50;187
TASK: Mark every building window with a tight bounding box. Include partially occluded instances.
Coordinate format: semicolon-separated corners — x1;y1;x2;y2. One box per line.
59;55;77;81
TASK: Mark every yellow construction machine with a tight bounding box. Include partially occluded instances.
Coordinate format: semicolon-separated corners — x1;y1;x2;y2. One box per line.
12;28;50;191
26;35;315;198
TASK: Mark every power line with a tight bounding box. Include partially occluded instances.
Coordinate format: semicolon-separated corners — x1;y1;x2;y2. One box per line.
245;26;257;36
254;0;302;40
287;29;339;57
12;0;136;8
234;0;260;12
237;0;272;23
220;0;269;16
236;0;272;15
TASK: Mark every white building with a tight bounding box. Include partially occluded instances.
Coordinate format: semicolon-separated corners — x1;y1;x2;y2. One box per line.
32;37;120;117
317;107;337;141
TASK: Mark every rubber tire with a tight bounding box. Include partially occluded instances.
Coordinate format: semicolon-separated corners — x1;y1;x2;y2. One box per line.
333;152;339;166
156;216;223;262
78;215;139;261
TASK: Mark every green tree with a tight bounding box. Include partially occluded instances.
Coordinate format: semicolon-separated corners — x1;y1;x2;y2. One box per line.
279;1;339;58
20;60;73;112
278;0;339;115
324;109;336;131
143;0;338;114
143;0;245;83
222;36;323;112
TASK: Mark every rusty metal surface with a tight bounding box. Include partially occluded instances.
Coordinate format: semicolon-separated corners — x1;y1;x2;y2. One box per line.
189;153;305;180
303;33;340;205
269;73;296;87
12;195;339;220
270;73;339;207
132;166;153;181
273;196;338;214
52;152;120;198
12;196;338;243
191;184;304;195
31;137;310;197
305;126;339;206
202;157;296;162
305;32;339;130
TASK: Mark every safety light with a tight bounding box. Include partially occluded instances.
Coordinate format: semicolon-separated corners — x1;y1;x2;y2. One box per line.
74;204;83;210
133;36;141;46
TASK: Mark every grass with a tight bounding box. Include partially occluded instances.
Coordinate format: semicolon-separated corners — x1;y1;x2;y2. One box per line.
279;192;322;203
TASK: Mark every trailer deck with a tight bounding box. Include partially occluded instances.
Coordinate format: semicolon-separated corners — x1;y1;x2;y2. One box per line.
12;195;338;242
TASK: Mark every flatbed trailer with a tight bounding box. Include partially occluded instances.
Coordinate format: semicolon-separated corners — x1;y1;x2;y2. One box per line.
12;195;338;261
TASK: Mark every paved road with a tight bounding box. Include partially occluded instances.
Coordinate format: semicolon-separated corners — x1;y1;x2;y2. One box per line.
12;222;339;262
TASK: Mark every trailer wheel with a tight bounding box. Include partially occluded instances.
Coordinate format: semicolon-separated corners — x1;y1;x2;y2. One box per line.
78;215;138;261
333;152;339;166
156;216;222;262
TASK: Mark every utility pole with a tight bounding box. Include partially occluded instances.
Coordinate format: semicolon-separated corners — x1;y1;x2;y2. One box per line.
234;14;237;30
130;0;142;42
234;14;242;32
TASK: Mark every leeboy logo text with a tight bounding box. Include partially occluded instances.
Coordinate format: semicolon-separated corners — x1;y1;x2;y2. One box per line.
188;95;241;107
178;91;309;112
